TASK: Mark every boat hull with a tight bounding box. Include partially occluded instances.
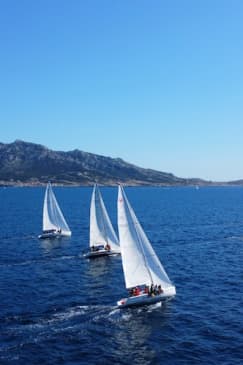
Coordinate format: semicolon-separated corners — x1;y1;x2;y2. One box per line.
84;249;120;258
38;231;71;239
117;293;174;308
38;232;61;239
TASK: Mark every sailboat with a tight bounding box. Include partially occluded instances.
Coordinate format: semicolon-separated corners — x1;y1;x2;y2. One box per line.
117;185;176;308
84;184;120;258
38;182;72;239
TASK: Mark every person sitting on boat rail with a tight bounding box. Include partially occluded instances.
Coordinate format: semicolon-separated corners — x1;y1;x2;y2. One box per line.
105;243;111;251
148;284;163;296
128;287;141;296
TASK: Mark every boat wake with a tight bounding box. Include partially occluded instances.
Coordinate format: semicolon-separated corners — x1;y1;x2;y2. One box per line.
146;301;162;311
225;235;243;241
1;300;164;341
0;234;37;242
0;254;81;268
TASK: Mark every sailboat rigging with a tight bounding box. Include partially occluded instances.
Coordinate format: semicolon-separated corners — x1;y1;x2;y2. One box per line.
84;184;120;258
117;185;176;308
38;182;71;239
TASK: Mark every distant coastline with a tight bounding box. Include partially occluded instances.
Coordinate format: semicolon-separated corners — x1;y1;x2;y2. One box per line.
0;140;242;187
1;182;242;188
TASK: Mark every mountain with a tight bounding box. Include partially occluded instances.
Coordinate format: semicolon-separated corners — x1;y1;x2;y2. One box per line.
0;140;207;186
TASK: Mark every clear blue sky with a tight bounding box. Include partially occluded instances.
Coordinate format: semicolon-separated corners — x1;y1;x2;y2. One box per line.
0;0;242;181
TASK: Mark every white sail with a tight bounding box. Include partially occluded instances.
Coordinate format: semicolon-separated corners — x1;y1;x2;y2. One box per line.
117;185;175;295
42;182;71;236
90;184;120;251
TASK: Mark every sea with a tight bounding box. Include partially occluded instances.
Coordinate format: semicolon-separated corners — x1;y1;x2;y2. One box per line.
0;186;242;365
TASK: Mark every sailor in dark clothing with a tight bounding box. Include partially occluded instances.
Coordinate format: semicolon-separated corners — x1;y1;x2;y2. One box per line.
154;284;158;295
149;284;154;296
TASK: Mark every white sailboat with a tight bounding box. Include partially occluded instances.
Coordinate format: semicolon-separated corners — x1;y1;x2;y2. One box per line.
38;182;71;239
117;185;176;308
84;184;120;258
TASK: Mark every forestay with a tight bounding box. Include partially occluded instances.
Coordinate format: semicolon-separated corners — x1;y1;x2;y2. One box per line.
90;184;119;250
117;185;174;291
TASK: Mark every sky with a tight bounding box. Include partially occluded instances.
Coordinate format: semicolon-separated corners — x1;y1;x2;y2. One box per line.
0;0;242;181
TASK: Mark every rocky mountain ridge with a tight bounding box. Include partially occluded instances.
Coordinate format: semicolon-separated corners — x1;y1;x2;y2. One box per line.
0;140;211;186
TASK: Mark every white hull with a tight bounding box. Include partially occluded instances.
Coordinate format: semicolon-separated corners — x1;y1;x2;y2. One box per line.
38;232;61;239
84;248;120;259
117;292;175;308
38;231;71;239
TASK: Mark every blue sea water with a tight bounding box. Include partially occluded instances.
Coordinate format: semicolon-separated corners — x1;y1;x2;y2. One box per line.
0;186;242;365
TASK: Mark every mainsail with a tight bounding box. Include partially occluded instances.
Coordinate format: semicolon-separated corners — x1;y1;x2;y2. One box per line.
43;182;71;236
117;185;175;293
89;184;120;251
